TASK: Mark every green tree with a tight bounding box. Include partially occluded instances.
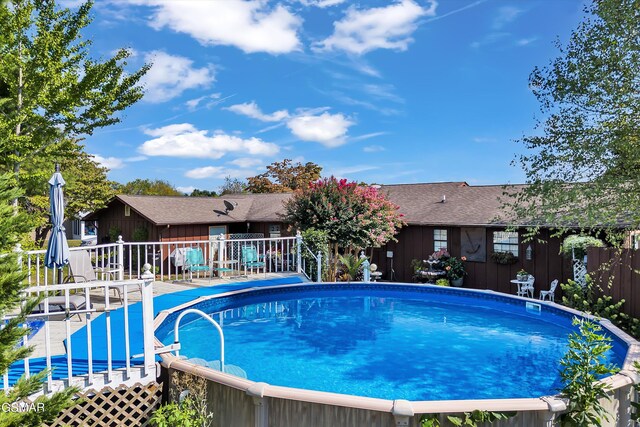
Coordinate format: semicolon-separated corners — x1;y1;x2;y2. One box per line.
246;159;322;193
0;0;148;200
21;142;115;246
0;173;77;426
508;0;640;238
116;179;182;196
188;189;217;197
284;177;405;279
218;176;246;195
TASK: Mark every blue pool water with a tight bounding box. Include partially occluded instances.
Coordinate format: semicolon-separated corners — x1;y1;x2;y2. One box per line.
156;285;626;401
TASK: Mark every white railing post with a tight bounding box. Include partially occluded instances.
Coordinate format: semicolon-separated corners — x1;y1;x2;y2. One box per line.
218;233;225;266
316;251;322;282
14;243;22;272
141;263;156;378
295;231;302;274
117;235;125;281
361;251;370;283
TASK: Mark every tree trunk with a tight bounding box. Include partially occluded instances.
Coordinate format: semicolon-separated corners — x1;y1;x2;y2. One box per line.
35;225;50;248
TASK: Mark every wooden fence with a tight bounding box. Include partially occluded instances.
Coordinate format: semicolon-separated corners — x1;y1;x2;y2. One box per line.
587;247;640;319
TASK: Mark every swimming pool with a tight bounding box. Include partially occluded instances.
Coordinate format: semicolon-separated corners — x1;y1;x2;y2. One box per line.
155;283;628;401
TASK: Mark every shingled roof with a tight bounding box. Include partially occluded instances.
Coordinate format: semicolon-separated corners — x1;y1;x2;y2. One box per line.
380;182;524;227
92;182;524;227
112;193;291;226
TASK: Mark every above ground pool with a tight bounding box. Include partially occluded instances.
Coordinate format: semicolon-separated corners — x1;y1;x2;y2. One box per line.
155;284;628;401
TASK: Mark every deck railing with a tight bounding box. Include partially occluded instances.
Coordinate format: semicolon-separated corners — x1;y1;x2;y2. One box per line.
120;234;301;281
17;233;322;286
1;268;155;394
4;233;322;395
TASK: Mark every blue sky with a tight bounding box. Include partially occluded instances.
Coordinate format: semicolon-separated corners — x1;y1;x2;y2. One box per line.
68;0;586;193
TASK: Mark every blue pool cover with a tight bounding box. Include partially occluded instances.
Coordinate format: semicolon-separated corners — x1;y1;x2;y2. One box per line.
5;277;304;386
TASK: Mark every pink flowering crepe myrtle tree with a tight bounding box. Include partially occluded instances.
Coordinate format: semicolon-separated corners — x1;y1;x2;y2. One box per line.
283;177;406;280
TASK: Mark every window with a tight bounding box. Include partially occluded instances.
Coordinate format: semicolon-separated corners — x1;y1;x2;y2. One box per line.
209;226;227;238
493;231;519;257
269;224;281;238
124;205;131;217
434;229;447;252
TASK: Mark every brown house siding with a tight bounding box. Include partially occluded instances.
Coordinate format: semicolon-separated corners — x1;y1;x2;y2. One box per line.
372;226;573;294
95;199;157;243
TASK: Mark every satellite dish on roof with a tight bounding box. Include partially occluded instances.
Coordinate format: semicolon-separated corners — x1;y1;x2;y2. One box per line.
223;200;236;212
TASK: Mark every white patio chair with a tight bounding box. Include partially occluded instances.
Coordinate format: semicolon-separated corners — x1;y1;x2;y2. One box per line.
539;279;559;302
521;274;535;298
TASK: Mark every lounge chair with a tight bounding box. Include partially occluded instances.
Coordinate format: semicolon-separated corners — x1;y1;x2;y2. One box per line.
184;247;211;281
36;294;87;320
66;249;136;304
539;279;559;302
241;246;266;276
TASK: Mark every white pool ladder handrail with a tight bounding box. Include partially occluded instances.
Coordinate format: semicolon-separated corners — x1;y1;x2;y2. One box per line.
174;308;225;371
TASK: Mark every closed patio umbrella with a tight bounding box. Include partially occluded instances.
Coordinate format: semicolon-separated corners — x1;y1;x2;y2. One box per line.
45;166;70;281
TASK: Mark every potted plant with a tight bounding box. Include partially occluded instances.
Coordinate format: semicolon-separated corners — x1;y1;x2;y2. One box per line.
443;256;467;287
517;269;528;281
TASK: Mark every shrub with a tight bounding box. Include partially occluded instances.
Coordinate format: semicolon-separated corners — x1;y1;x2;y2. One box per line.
435;278;450;287
560;235;604;259
559;318;618;427
561;275;640;338
298;228;331;281
337;253;366;282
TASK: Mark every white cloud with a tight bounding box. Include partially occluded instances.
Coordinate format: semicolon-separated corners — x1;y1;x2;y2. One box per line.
185;93;221;111
226;101;290;122
473;136;497;143
92;154;125;170
142;51;215;103
132;0;302;54
124;155;147;162
328;164;379;177
177;186;195;194
139;123;280;159
493;6;524;29
229;157;263;168
287;112;354;147
314;0;435;55
185;166;251;179
297;0;345;7
363;145;386;152
516;37;537;46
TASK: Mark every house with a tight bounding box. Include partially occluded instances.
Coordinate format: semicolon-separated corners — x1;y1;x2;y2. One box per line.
371;182;573;293
84;193;291;243
87;183;574;291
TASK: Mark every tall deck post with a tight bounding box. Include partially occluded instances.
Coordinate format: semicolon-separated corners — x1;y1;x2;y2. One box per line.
117;235;124;281
316;251;322;282
295;231;302;274
141;263;156;378
14;243;22;272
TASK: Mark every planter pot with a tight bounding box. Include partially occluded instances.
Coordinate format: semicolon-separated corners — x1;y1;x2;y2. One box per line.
517;274;527;282
451;277;464;287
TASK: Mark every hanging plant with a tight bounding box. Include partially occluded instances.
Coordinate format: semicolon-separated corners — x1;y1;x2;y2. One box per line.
490;251;518;265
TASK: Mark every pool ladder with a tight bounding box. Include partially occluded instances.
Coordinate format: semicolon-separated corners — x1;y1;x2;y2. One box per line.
174;308;225;371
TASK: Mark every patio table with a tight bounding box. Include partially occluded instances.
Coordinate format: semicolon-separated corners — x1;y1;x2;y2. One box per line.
510;279;529;297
